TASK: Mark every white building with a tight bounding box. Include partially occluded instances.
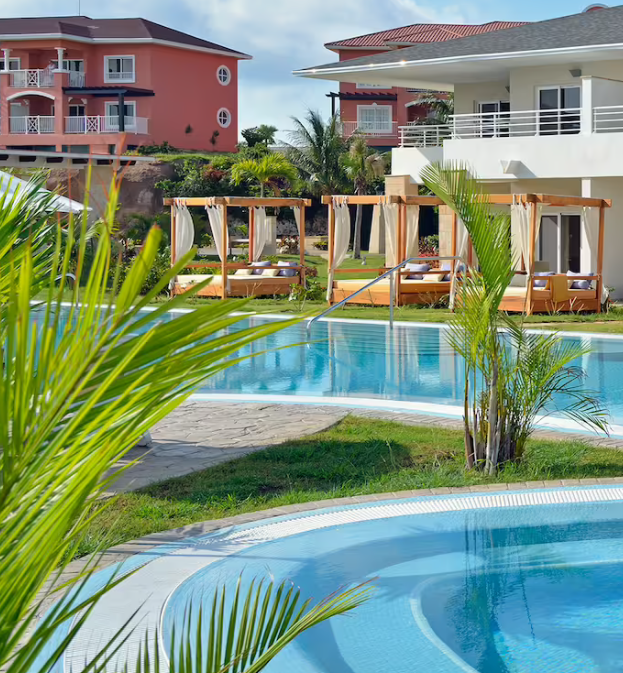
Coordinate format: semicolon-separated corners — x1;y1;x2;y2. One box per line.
297;5;623;297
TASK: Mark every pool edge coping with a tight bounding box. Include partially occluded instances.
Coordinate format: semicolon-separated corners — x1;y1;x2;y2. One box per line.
60;477;623;582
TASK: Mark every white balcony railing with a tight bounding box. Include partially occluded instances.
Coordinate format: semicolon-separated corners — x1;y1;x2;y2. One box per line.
452;108;582;139
67;71;86;87
9;116;55;134
399;124;452;148
341;120;399;138
10;69;55;88
65;116;149;135
592;105;623;133
399;108;583;147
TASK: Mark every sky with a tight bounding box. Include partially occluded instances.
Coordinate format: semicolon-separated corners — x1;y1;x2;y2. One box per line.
0;0;607;138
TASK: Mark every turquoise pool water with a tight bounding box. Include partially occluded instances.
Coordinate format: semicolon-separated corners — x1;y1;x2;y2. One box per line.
196;315;620;427
45;307;623;428
162;496;623;673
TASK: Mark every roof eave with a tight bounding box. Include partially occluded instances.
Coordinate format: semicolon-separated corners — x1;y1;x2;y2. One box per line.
0;32;252;59
297;42;623;81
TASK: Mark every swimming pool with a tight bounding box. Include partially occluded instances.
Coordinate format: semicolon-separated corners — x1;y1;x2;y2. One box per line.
48;307;623;434
189;313;622;434
53;487;623;673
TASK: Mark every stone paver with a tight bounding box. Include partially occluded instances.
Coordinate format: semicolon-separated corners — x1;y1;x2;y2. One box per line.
106;401;623;495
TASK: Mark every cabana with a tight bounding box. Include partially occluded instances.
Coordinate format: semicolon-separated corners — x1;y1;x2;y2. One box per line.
164;196;311;299
324;193;611;315
323;194;465;308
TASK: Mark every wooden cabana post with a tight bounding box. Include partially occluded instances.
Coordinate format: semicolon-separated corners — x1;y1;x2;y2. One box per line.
248;206;255;263
221;205;228;300
170;202;177;268
597;203;606;314
299;205;306;285
525;199;539;316
327;199;335;305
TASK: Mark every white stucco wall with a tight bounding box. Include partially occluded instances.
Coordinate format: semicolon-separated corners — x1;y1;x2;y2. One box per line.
391;146;443;183
453;81;510;115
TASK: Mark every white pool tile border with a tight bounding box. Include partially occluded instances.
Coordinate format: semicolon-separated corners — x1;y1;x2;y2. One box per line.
64;486;623;673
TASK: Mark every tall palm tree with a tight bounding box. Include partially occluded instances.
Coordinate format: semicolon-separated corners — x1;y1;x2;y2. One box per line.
286;110;348;196
421;162;608;473
231;153;298;197
342;136;387;258
0;178;370;673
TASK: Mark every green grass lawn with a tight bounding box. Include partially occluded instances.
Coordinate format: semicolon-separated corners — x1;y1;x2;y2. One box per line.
76;417;623;558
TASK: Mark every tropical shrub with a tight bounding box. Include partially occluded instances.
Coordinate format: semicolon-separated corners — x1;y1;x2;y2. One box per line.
422;163;608;474
290;277;324;302
0;176;370;673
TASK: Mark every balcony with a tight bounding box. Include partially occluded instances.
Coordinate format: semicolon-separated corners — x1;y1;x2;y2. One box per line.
341;120;399;139
10;116;55;134
65;116;149;135
9;69;55;88
394;104;623;182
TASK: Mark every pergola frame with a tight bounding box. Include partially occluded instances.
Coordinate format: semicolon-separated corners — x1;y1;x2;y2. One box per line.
164;196;312;299
322;193;611;314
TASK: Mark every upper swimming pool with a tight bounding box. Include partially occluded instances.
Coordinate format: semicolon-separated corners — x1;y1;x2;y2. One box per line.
48;307;623;433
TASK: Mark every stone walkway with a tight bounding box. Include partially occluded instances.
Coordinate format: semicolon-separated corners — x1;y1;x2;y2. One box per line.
107;401;623;494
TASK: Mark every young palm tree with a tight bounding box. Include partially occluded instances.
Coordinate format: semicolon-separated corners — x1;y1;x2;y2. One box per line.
231;153;298;197
342;136;387;258
0;178;370;673
421;163;608;473
286;110;348;196
409;93;454;124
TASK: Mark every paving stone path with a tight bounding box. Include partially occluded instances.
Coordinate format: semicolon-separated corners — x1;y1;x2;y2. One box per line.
107;401;623;494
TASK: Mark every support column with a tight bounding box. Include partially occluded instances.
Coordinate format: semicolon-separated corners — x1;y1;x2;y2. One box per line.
3;48;10;72
248;207;255;262
117;91;125;132
55;47;65;70
580;76;593;136
327;202;335;305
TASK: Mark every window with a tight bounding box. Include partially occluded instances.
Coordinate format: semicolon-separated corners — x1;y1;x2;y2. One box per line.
356;83;390;90
1;58;20;71
105;56;135;83
217;65;231;86
105;101;137;129
68;104;85;117
538;86;580;135
357;105;392;133
217;107;231;128
51;59;84;72
477;101;510;137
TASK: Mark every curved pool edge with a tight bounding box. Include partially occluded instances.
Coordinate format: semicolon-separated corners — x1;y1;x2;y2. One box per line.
41;480;623;673
187;393;623;439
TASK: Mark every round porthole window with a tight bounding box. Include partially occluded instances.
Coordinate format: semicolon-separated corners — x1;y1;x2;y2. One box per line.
217;108;231;128
217;65;231;86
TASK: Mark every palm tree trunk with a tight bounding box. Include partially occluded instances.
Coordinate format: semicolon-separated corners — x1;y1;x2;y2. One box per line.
353;202;363;259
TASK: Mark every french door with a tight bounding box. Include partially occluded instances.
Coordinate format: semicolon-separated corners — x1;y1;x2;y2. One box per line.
538;86;580;135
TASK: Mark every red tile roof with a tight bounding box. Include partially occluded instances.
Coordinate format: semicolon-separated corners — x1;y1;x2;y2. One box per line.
325;21;528;51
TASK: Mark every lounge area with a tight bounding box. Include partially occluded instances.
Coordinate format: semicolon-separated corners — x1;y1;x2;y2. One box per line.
165;196;311;298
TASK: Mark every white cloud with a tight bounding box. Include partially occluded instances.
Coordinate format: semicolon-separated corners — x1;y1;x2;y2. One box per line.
0;0;482;136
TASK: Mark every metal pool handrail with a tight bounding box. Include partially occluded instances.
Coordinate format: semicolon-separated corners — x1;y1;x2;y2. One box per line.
307;255;462;335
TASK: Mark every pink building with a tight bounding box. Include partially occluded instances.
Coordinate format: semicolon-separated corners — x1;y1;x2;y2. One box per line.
0;16;251;154
325;22;526;149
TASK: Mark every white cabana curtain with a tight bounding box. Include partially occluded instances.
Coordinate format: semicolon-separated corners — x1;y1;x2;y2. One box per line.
293;207;302;236
582;206;608;302
511;199;542;282
405;205;420;259
173;200;195;262
382;202;399;268
252;206;269;261
326;198;352;301
204;203;228;262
